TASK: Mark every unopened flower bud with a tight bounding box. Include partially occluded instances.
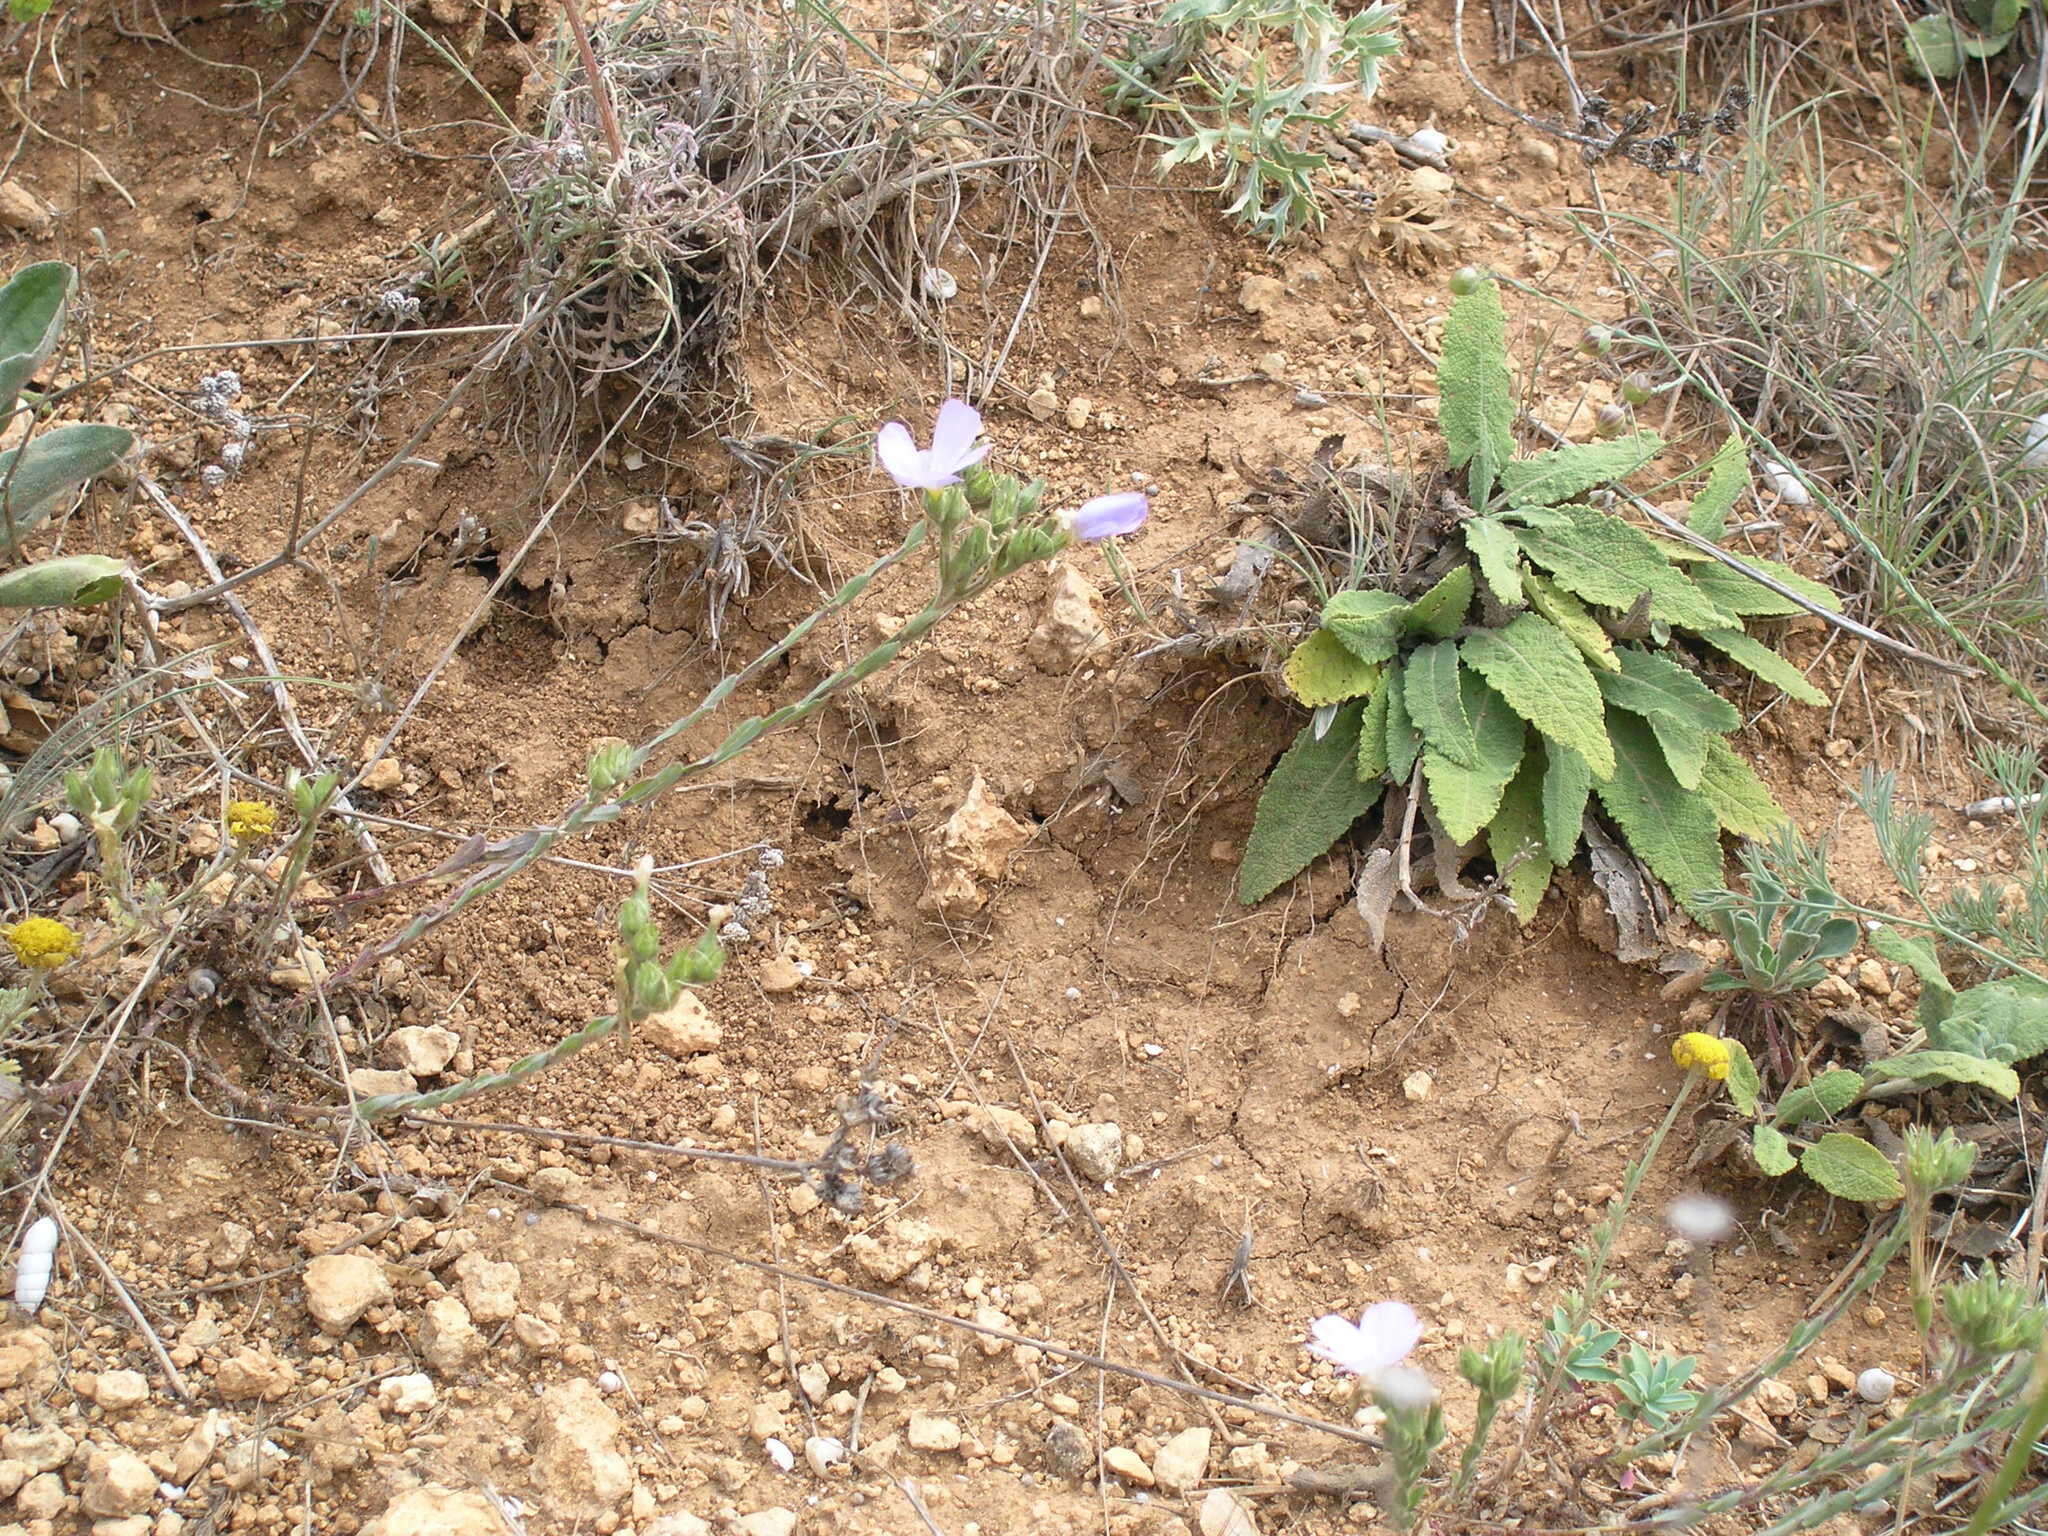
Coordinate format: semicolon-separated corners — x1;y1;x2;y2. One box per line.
1595;403;1630;438
1904;1125;1975;1194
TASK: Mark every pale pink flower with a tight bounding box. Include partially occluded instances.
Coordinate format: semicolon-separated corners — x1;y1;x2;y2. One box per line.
875;398;989;489
1309;1300;1421;1381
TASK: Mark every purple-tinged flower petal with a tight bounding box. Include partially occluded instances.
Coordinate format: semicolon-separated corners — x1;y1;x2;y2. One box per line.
928;398;986;473
1068;491;1150;540
1308;1300;1421;1380
875;421;929;487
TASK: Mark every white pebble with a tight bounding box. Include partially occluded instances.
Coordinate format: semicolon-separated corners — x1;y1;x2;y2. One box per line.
1857;1367;1895;1403
597;1370;624;1394
1758;459;1811;506
12;1215;58;1312
765;1436;796;1472
49;812;83;845
1409;127;1449;159
2019;412;2048;470
805;1435;847;1476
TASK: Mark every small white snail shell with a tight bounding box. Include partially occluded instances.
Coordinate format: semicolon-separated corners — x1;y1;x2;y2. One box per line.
14;1216;58;1313
1758;459;1812;506
1409;127;1449;160
764;1437;796;1473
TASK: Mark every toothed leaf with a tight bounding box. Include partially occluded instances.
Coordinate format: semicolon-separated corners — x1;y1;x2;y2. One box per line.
1686;434;1748;539
1525;570;1619;672
1406;640;1477;765
1699;736;1789;839
1385;662;1421;783
1594;711;1725;913
1406;563;1476;639
1421;674;1528;844
1321;590;1412;665
1800;1133;1903;1204
1490;751;1553;921
1284;628;1383;706
1695;627;1827;706
1439;276;1515;507
1464;517;1526;608
1689;556;1840;619
1514;505;1734;632
1498;431;1664;507
1461;612;1615;779
1239;701;1385;904
1541;742;1591;863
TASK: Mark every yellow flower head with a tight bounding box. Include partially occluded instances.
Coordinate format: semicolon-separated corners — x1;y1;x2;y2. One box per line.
1671;1031;1732;1081
7;916;81;970
226;800;280;845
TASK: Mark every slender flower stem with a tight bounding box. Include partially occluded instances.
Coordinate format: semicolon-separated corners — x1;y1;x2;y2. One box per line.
1960;1340;2048;1536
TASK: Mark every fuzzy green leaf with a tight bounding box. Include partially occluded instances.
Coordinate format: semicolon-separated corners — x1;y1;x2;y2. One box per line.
1647;715;1708;790
1406;563;1476;639
1869;927;1955;1029
0;553;127;608
1932;978;2048;1064
1439;277;1515;507
1464;517;1525;608
1514;505;1735;631
1406;640;1476;765
0;424;136;547
1239;702;1385;904
1385;662;1421;784
1490;751;1552;922
1774;1068;1865;1127
1541;743;1590;863
1724;1038;1761;1117
1525;570;1619;672
1698;737;1790;840
1461;612;1615;779
1801;1133;1904;1204
1688;557;1841;619
1865;1051;2021;1099
1357;681;1390;783
1685;435;1749;540
1597;647;1742;734
1695;627;1827;706
0;261;72;420
1499;431;1664;508
1751;1123;1796;1176
1421;673;1528;843
1284;629;1383;706
1322;590;1412;665
1594;712;1725;912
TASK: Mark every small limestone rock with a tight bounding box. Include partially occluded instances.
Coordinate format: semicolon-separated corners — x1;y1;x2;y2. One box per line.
1065;1122;1125;1183
647;1517;715;1536
1025;383;1058;422
304;1253;393;1333
347;1067;415;1099
1518;136;1561;169
0;1326;57;1392
907;1412;962;1451
379;1372;437;1414
80;1450;155;1517
1754;1376;1800;1418
1238;274;1284;315
1401;1070;1433;1102
0;182;54;237
536;1379;633;1520
90;1368;149;1413
0;1458;26;1497
737;1511;797;1536
758;955;804;995
1856;959;1892;997
215;1345;296;1401
361;757;404;794
966;1103;1039;1152
387;1025;459;1076
171;1413;225;1484
727;1309;780;1355
1064;395;1093;431
2;1425;73;1472
364;1485;508;1536
1103;1445;1154;1485
639;991;722;1055
455;1251;522;1324
15;1470;67;1519
209;1222;255;1272
1025;565;1108;673
419;1296;481;1371
1152;1426;1212;1494
513;1312;561;1354
1202;1488;1262;1536
219;1436;282;1491
921;773;1031;917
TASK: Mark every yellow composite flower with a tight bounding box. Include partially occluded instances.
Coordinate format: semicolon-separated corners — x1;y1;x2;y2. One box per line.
1671;1031;1732;1081
226;800;280;845
6;916;82;970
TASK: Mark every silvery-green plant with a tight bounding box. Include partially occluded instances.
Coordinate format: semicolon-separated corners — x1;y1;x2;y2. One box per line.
0;261;136;611
1112;0;1402;245
348;400;1147;1120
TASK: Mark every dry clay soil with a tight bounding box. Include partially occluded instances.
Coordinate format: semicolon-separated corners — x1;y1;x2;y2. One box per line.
0;5;2034;1536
